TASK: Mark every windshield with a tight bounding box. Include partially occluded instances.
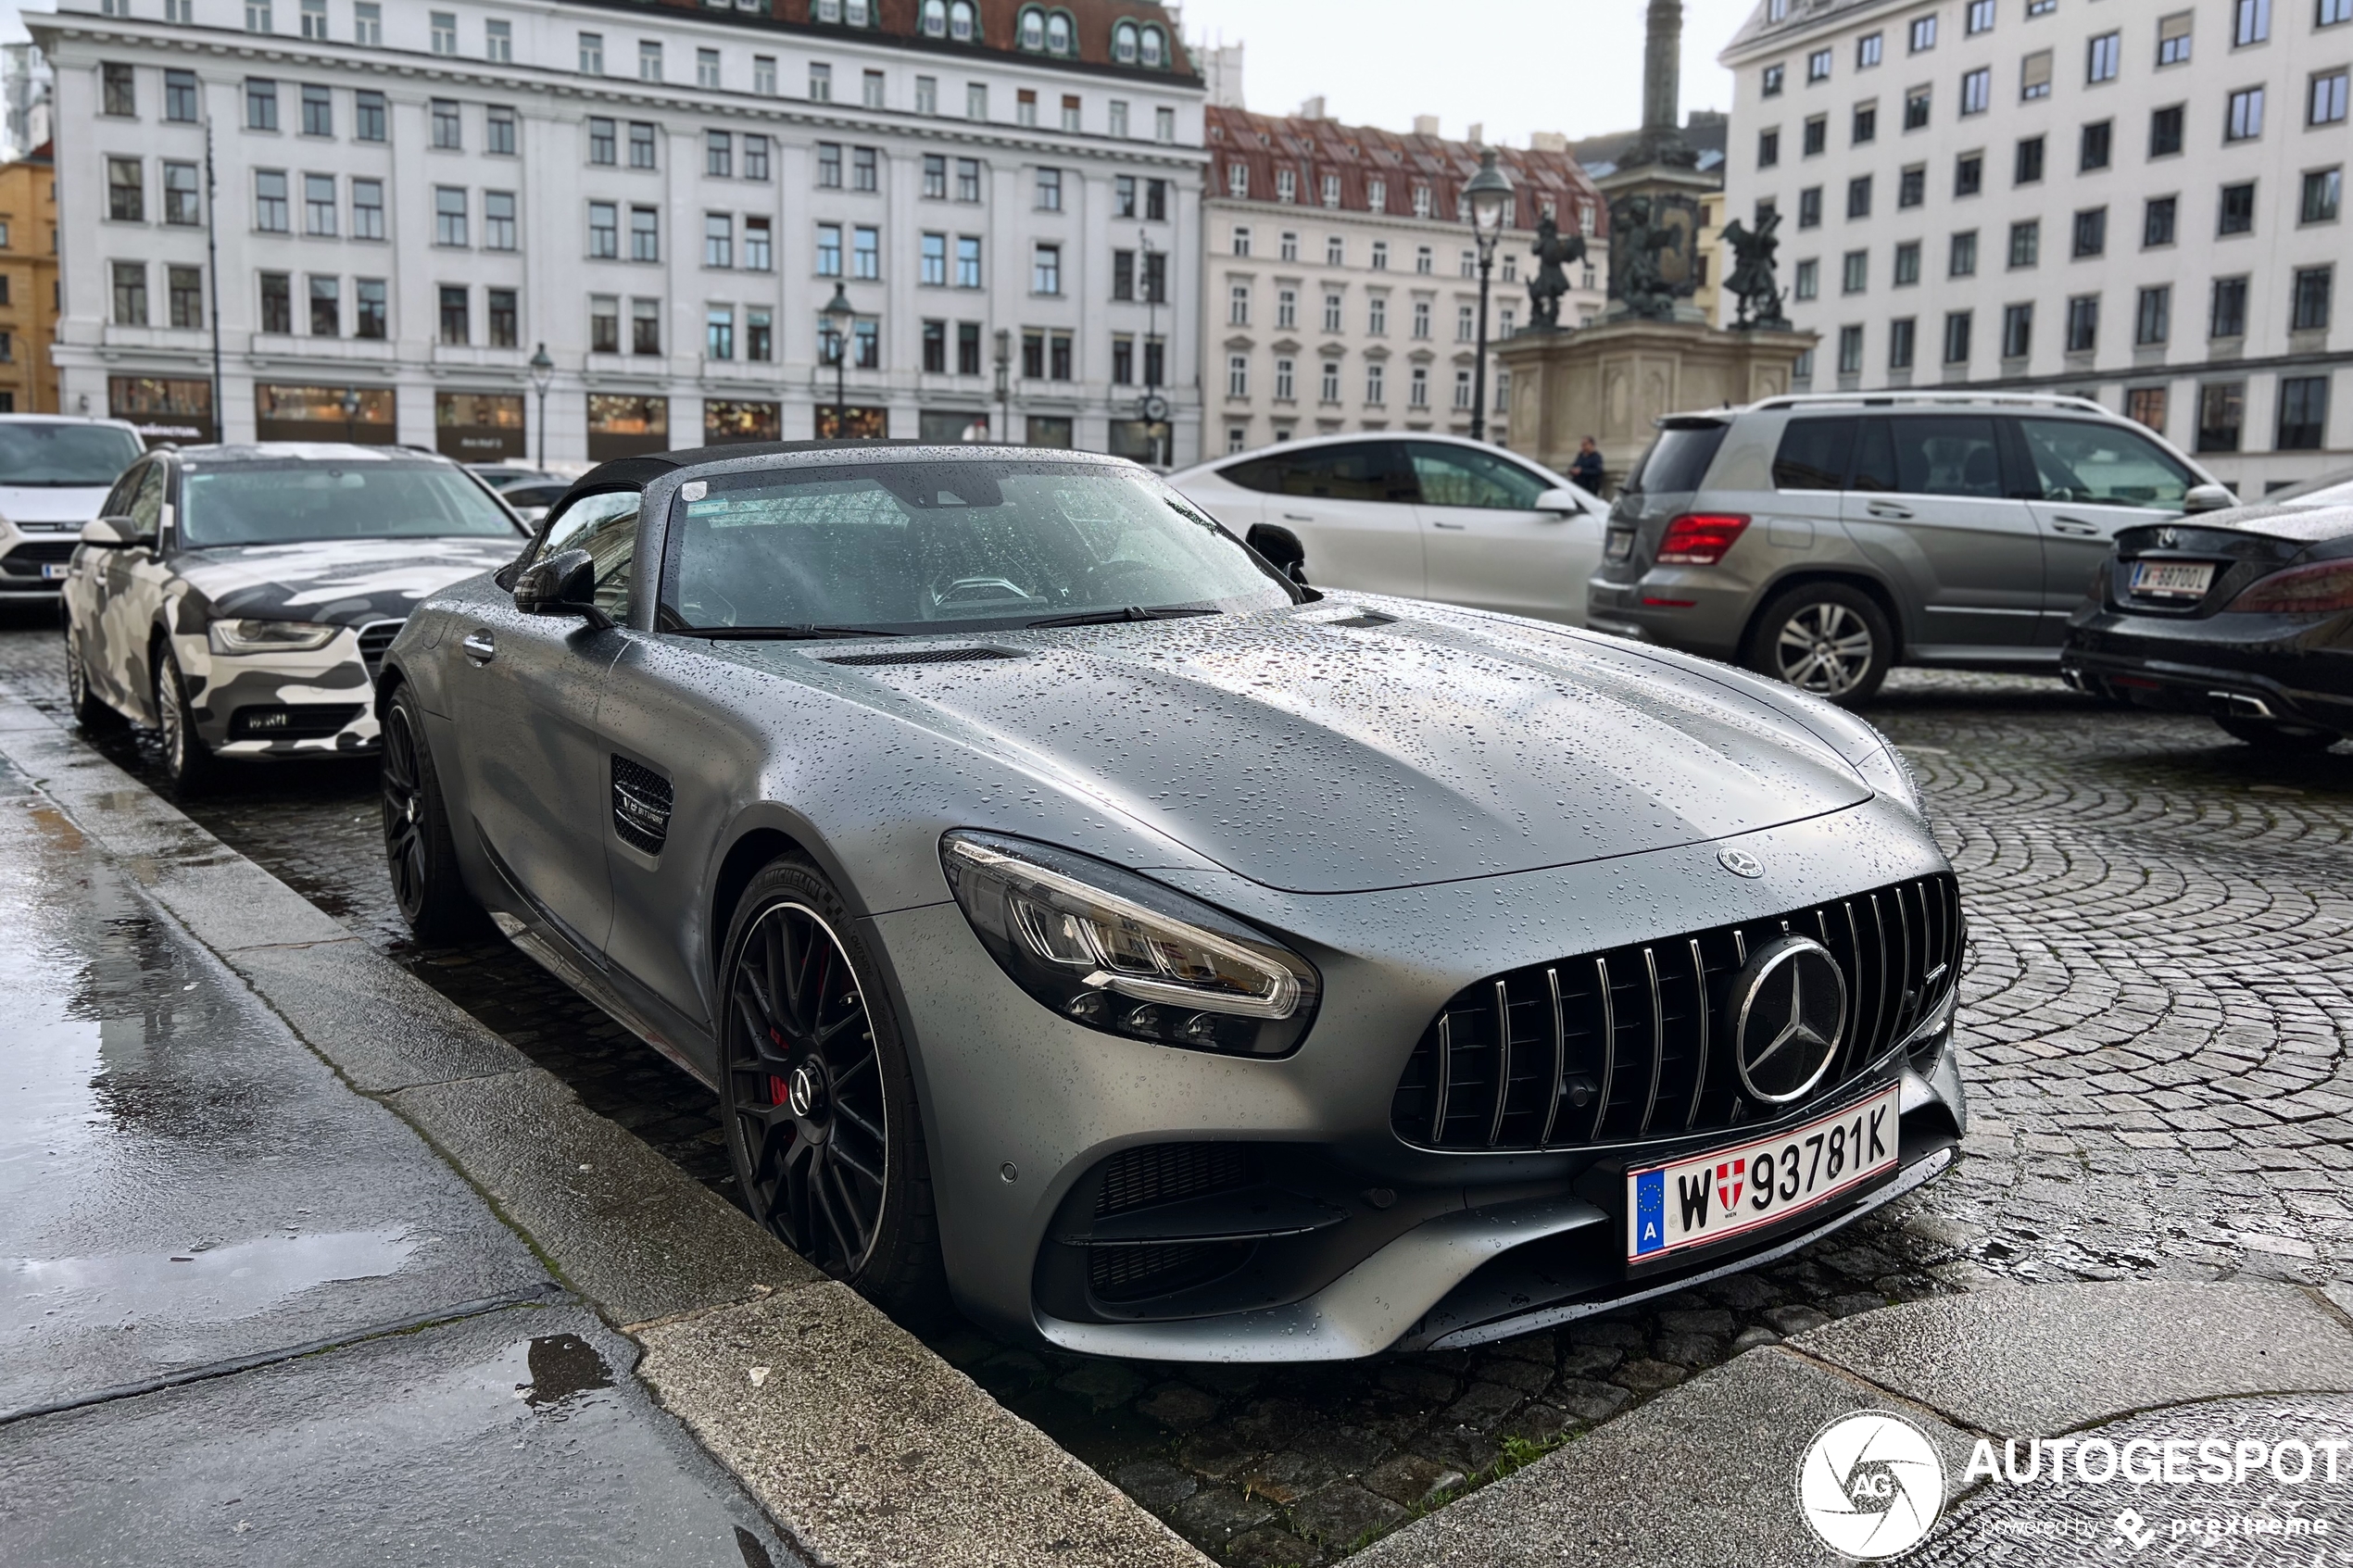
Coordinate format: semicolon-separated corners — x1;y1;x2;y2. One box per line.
667;461;1298;633
0;423;145;487
180;462;522;547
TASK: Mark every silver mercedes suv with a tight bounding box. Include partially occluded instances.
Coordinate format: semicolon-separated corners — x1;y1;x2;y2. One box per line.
1585;393;2234;703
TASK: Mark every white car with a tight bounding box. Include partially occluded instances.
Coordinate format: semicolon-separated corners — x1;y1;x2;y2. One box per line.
0;416;147;601
1169;433;1604;625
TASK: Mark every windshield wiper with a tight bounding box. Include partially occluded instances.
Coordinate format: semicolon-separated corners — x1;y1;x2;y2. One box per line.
1026;606;1225;629
678;624;908;640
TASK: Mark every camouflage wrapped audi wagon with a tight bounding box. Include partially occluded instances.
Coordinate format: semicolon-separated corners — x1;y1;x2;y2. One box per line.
62;443;528;788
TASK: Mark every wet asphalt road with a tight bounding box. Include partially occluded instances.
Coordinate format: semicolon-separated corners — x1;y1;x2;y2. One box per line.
5;601;2351;1567
0;616;798;1562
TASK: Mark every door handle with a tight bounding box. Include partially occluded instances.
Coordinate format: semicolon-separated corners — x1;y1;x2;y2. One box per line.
1866;502;1914;520
2051;518;2101;536
1430;519;1467;531
1281;512;1314;523
461;630;497;665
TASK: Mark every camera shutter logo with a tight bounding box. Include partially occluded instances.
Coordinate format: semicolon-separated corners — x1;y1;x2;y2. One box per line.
1796;1411;1946;1560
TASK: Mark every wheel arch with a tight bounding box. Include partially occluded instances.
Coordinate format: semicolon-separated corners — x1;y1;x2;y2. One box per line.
1739;568;1909;667
707;806;874;984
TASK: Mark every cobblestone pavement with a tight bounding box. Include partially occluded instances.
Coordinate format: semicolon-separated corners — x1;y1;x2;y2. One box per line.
6;604;2349;1567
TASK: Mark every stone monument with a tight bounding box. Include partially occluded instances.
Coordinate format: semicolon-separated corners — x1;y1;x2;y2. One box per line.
1496;0;1814;488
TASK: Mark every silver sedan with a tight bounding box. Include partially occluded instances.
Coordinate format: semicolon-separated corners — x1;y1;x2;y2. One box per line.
380;443;1966;1360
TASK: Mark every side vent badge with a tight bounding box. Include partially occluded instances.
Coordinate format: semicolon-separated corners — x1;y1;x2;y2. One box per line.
611;756;673;855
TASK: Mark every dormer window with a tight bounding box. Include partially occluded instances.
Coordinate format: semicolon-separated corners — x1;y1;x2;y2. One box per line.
1045;11;1072;54
921;0;945;35
1113;20;1139;65
949;0;975;41
1139;25;1166;68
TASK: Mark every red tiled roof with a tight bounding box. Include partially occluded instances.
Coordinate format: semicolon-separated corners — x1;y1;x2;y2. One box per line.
617;0;1198;78
1203;104;1607;238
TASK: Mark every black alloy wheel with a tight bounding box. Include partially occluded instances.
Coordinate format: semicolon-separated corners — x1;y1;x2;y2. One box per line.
152;648;218;792
1747;582;1894;706
381;683;487;943
2215;716;2342;754
720;859;944;1320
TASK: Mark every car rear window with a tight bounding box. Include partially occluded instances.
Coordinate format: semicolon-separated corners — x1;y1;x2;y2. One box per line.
1628;423;1728;496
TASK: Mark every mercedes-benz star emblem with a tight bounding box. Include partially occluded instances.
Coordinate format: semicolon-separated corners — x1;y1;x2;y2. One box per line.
786;1061;824;1119
1718;847;1765;879
2157;527;2179;548
1729;935;1848;1105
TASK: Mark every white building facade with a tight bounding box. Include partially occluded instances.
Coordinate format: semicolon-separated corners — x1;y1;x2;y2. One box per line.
1202;106;1609;456
37;0;1206;467
1722;0;2353;492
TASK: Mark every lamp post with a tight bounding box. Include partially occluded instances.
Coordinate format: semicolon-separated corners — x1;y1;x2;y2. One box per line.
993;328;1012;445
1462;148;1516;445
527;343;554;469
821;282;855;439
339;385;361;445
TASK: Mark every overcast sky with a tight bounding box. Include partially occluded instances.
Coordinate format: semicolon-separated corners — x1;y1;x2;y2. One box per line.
1178;0;1758;143
0;0;1759;143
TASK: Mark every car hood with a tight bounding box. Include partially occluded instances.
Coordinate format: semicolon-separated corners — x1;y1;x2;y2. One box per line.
174;537;520;627
785;603;1876;895
0;483;116;527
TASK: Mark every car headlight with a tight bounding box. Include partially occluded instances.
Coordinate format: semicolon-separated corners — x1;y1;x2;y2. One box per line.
941;831;1321;1058
208;618;341;655
1853;740;1923;814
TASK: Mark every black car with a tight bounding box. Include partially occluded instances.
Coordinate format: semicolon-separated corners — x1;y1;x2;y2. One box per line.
2061;470;2353;752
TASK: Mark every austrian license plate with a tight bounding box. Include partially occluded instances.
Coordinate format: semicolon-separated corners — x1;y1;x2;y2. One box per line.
1604;528;1637;563
1626;1084;1900;1264
41;562;69;581
2129;559;2216;600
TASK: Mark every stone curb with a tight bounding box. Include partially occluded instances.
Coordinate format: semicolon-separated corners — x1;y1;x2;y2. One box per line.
0;688;1210;1568
1353;1279;2353;1568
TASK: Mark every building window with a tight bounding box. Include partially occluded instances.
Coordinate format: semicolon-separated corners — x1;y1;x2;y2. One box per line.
1837;324;1865;375
852;147;878;192
1794;258;1819;300
1949;230;1978;276
1897;165;1926;208
245;0;272;30
697;48;721;89
2081;120;2112;171
816;223;842;277
2293;265;2334;330
1228;283;1250;326
484;289;516;349
304;173;335;235
246;78;279;131
1368;295;1388;333
258;271;290;333
2227;87;2265;142
1319;359;1341;401
2008;220;2040;268
633;299;661;356
2158;12;2193;66
1227;355;1249;398
852;227;879;280
589;203;619;258
482;107;516;157
1807;48;1832;82
1037;168;1063;211
1955;152;1982;197
254;169;289;232
1408;366;1429;408
589;295;620;354
355;278;385;339
2136;285;2171;345
430;10;456;53
485;18;512;62
2325;0;2353;24
1908;15;1935;52
579;31;604;74
2278;376;2330;448
630;123;658;169
706;131;733;178
957;236;981;288
1889;317;1916;369
2072;207;2108;257
2087;32;2120;82
2016;136;2045;184
1366;363;1385;404
2151;105;2186;157
1804;116;1828;156
957;159;984;203
1894;240;1921;284
640;40;663;82
1905;87;1931;130
2220;182;2257;235
2002;303;2033;359
1798;187;1822;228
2210;275;2250;336
432;99;461;150
1960;67;1990;116
352;179;384;241
2065;295;2099;352
2197;383;2244;453
2145;195;2178;245
163;161;199;226
744;217;772;271
1843;250;1869;293
2303;168;2343;223
817;144;842;188
1853;103;1878;144
1276;358;1295;401
1372;241;1391;270
1847;175;1873;218
165;69;197;121
1763;64;1785;97
439;285;470;345
168;266;203;329
1944;309;1972;363
101;61;137;118
1759;129;1781;167
1323;293;1344;332
1412;298;1431;337
107;157;144;222
2233;0;2271;46
2314;70;2350;125
434;187;467;247
704;213;733;269
630;207;659;263
588;119;616;166
922;232;948;287
304;274;337;336
1032;244;1061;295
706;307;734;360
1860;31;1884;67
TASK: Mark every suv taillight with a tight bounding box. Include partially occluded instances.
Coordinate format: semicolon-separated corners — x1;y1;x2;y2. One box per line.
2226;559;2353;614
1655;514;1751;566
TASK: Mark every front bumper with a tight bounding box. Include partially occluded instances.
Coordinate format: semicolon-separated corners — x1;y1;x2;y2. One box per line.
0;528;78;597
872;795;1962;1361
2060;610;2353;736
183;630;384;758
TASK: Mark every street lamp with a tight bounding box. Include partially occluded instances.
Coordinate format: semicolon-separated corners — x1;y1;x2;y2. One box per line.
993;327;1012;445
821;282;856;440
339;384;361;445
527;343;554;470
1462;148;1516;445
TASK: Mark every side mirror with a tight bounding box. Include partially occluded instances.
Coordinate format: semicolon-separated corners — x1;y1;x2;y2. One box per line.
512;546;614;631
2182;483;2238;515
1245;522;1310;586
1534;486;1587;516
80;517;150;548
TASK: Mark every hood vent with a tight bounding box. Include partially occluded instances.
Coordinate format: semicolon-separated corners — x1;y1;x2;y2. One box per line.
819;646;1023;668
1322;612;1398;630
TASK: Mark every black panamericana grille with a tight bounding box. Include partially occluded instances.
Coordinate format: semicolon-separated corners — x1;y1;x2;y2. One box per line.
357;621;403;680
1390;873;1963;1153
610;756;673;855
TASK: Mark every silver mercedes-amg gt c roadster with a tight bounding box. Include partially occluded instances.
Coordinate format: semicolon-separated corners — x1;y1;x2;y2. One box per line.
380;442;1965;1361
